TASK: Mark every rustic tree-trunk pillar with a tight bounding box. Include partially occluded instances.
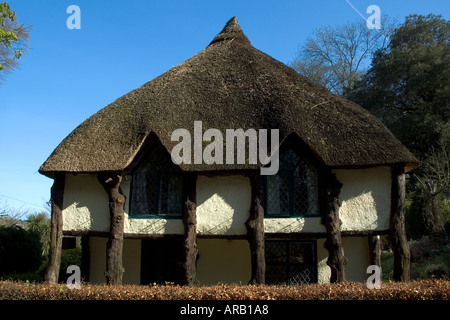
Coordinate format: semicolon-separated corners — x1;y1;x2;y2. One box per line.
245;173;265;284
390;167;410;281
45;172;66;283
368;235;381;268
98;172;125;285
320;171;346;283
182;173;198;286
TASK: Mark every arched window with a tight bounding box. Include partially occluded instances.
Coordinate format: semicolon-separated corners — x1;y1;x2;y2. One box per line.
129;144;183;218
265;149;319;217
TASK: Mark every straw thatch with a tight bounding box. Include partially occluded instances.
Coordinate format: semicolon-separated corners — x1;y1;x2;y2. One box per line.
39;17;418;178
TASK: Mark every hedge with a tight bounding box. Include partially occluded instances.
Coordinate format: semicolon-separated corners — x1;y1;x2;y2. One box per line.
0;279;448;300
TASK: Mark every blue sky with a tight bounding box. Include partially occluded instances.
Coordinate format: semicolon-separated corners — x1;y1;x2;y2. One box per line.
1;0;449;215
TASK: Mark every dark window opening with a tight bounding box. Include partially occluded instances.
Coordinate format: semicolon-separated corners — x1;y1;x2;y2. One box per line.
140;239;184;285
265;149;319;217
265;240;317;285
129;143;183;218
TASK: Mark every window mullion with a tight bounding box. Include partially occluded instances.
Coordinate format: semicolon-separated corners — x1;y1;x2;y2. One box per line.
289;171;295;217
156;173;162;216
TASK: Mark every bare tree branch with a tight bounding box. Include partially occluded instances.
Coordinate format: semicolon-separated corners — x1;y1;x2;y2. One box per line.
291;17;395;95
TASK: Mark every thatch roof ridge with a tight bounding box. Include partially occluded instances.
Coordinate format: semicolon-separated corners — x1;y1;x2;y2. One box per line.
209;16;250;46
39;17;418;178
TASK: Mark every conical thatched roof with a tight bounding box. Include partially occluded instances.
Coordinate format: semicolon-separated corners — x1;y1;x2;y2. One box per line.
40;17;418;178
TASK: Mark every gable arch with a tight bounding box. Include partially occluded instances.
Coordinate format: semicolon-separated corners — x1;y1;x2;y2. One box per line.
264;134;321;218
127;136;184;218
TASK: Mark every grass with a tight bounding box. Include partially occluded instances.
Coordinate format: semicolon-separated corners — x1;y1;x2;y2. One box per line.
381;243;450;281
381;250;395;281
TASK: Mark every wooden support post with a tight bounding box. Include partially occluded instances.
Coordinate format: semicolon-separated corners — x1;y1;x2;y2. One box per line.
45;172;65;283
390;167;410;281
246;173;265;284
98;172;125;285
182;173;198;286
368;235;381;268
320;171;346;283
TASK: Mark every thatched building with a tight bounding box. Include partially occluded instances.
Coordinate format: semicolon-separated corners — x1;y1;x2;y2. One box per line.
40;17;417;285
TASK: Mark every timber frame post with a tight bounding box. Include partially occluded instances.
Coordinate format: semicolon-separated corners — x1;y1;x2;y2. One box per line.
368;235;381;268
245;173;265;284
182;173;198;286
390;167;410;281
98;172;126;285
320;170;346;283
45;172;65;283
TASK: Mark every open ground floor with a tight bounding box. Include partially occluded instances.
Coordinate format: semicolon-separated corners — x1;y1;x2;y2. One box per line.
76;235;373;285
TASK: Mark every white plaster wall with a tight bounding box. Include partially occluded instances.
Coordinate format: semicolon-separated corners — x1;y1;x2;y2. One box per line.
196;175;251;235
63;174;109;232
89;237;141;285
63;174;184;235
124;218;184;234
317;237;371;283
265;167;391;234
63;167;391;236
264;217;325;234
196;239;251;285
122;177;184;234
342;237;371;282
122;239;142;285
316;238;331;284
333;167;391;232
89;236;107;284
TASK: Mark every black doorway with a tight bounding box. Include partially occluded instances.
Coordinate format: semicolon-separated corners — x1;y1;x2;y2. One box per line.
140;239;184;285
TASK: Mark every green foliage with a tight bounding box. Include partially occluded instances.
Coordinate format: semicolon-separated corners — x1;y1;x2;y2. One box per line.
380;250;394;281
1;272;43;282
0;225;43;276
382;242;450;281
409;236;434;262
0;2;15;24
58;248;82;283
346;14;450;240
0;2;18;70
26;212;51;257
411;249;450;280
406;190;427;240
424;263;448;279
346;14;450;159
0;1;30;81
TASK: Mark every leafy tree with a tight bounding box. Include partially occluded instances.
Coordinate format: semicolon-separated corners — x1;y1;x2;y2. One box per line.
0;2;31;83
346;14;449;158
346;14;450;240
291;17;394;95
26;212;51;257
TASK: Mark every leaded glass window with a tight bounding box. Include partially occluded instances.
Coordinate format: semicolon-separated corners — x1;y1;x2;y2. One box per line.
265;240;317;285
129;144;183;218
265;149;319;217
